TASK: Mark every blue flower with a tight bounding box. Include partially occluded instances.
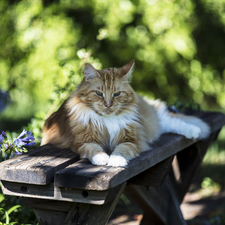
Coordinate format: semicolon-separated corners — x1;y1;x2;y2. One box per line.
1;129;35;160
21;131;35;142
14;138;26;147
15;152;22;155
0;134;3;143
0;134;3;149
15;149;22;155
24;142;36;147
17;129;27;139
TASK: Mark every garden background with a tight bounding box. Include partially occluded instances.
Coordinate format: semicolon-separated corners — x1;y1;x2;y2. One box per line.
0;0;225;224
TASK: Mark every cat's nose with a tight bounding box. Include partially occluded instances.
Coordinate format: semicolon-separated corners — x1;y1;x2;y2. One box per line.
104;100;112;108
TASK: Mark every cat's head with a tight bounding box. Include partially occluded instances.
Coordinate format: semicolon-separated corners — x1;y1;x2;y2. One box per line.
76;60;137;116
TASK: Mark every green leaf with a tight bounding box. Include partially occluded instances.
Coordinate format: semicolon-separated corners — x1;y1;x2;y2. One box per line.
7;205;21;215
0;194;5;203
4;210;9;224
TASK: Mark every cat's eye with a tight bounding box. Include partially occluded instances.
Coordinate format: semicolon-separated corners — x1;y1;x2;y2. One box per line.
113;91;121;97
96;91;103;96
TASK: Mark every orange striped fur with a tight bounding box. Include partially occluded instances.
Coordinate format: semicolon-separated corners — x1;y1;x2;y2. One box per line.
41;60;210;167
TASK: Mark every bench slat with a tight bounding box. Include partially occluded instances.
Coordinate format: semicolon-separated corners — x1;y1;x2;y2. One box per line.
0;144;79;185
54;112;225;190
54;134;196;190
1;180;124;205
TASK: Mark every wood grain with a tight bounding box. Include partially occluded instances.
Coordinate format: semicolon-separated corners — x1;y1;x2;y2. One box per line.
23;183;126;225
127;156;174;187
54;112;225;190
0;144;79;185
1;180;122;205
125;175;187;225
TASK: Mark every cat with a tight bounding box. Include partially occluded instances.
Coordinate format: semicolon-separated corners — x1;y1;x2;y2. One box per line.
41;60;210;167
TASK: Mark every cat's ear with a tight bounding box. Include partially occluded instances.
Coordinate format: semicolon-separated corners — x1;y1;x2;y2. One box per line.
84;63;101;82
119;60;135;82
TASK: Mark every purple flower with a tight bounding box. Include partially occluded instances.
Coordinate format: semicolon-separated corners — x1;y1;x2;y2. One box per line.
1;129;35;160
15;152;22;155
15;149;22;155
24;142;36;147
14;138;25;147
14;130;35;149
0;134;3;149
0;134;3;143
17;129;27;139
21;131;35;142
18;130;27;138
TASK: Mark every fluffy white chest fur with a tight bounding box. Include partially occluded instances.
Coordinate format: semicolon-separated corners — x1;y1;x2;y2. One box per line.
69;104;140;142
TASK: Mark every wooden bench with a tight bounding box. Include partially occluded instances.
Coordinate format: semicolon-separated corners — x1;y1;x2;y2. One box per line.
0;111;225;225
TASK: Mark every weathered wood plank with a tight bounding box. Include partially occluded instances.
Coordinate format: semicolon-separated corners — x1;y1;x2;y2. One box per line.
0;144;79;185
63;183;126;225
125;184;169;224
54;135;195;190
23;183;126;225
175;131;219;202
127;156;174;187
54;112;225;190
1;180;122;205
125;175;187;225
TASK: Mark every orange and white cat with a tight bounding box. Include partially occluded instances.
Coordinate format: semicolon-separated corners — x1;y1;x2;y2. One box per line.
41;60;210;167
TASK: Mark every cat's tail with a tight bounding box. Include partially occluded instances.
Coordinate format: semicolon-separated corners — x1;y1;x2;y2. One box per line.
169;113;211;139
147;99;211;140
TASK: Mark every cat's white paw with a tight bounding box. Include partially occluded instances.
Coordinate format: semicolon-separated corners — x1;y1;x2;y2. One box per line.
183;125;201;139
91;153;109;166
107;154;128;167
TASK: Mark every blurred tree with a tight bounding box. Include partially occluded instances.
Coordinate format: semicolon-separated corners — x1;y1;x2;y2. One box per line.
0;0;225;122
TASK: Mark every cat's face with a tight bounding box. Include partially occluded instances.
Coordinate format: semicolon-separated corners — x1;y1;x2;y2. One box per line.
77;61;137;116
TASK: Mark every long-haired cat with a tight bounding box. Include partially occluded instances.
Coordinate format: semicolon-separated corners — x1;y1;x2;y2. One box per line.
41;60;210;167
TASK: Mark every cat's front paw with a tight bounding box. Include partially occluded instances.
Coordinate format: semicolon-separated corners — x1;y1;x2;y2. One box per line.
91;153;109;166
184;125;201;139
107;154;128;167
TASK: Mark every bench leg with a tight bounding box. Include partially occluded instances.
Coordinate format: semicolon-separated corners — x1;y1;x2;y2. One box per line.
175;131;218;202
125;132;219;225
22;183;126;225
125;174;187;225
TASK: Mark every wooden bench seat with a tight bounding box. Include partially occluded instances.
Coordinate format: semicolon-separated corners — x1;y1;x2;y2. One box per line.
0;111;225;225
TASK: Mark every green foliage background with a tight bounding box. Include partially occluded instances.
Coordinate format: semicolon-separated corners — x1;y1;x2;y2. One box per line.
1;0;225;124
